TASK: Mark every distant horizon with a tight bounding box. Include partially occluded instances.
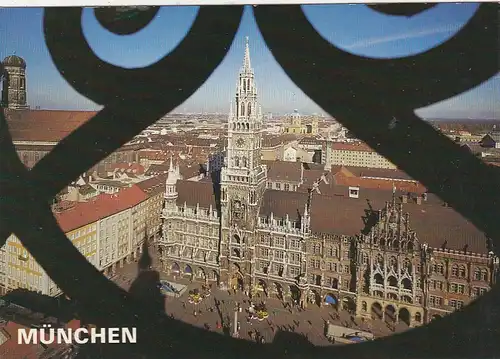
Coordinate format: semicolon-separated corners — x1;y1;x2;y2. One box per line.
12;107;500;122
1;4;499;120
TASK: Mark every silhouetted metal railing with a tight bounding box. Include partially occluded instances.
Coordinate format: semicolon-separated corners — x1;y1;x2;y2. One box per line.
0;4;498;359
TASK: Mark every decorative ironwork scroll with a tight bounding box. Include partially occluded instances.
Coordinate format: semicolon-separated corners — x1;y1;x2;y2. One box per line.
0;4;498;358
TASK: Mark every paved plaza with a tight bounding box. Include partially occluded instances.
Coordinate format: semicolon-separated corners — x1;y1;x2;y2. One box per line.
111;247;411;346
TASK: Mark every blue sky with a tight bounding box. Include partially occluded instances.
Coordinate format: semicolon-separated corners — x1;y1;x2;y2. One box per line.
0;4;498;119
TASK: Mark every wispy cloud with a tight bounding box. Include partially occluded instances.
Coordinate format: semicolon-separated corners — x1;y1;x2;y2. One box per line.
344;23;463;50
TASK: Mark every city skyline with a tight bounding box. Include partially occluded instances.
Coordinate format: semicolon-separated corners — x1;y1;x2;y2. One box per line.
0;4;498;119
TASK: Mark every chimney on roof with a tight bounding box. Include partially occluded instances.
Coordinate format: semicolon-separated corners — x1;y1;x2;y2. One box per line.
463;244;469;255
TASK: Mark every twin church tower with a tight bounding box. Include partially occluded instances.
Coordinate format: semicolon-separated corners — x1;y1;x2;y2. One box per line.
1;54;29;110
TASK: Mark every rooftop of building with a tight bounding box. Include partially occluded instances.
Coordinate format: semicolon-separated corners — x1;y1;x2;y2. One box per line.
173;170;487;255
54;185;149;232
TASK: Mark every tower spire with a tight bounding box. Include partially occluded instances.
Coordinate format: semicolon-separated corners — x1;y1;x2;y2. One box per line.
168;155;174;172
242;36;252;72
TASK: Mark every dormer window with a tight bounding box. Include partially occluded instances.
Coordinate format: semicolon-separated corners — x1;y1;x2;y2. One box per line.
348;186;359;199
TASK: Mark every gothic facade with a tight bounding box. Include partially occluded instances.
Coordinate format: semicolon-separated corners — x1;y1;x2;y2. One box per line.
158;38;499;327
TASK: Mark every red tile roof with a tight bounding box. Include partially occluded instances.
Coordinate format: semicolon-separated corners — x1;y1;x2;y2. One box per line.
136;174;168;197
5;109;97;142
145;163;170;176
54;185;149;232
138;150;167;161
109;162;145;175
299;168;427;196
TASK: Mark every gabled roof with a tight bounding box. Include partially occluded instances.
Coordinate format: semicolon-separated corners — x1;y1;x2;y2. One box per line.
482;131;500;143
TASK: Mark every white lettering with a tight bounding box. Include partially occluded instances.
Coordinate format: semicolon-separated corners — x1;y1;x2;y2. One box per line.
18;329;37;344
90;327;106;344
17;326;138;344
57;328;72;344
73;328;88;344
122;328;137;343
39;325;54;345
108;328;120;344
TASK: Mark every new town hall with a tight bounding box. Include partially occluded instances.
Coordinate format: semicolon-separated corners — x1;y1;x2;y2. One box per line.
159;38;498;327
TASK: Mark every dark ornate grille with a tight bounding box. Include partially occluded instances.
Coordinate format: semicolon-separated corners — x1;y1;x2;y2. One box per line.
0;4;498;359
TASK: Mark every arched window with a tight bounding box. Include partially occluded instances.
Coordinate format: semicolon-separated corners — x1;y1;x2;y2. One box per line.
246;122;249;130
403;258;412;272
376;254;384;266
240;102;245;117
481;269;488;281
436;263;444;275
250;191;256;204
415;312;422;323
237;123;241;130
474;268;481;280
389;256;398;271
401;278;412;290
407;240;414;251
248;103;252;116
242;157;247;167
362;252;369;265
234;157;240;167
459;265;467;278
451;264;458;277
387;276;398;287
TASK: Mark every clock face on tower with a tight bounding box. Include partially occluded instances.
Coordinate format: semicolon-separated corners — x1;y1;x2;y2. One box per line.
236;137;245;148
